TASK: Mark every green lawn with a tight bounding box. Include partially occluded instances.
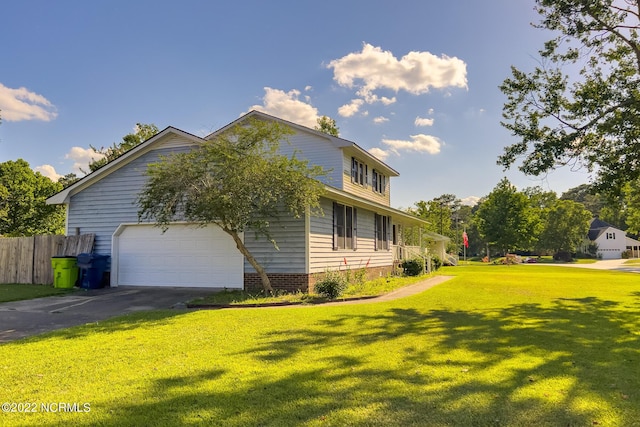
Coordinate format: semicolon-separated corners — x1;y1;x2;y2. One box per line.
1;265;639;426
0;283;76;303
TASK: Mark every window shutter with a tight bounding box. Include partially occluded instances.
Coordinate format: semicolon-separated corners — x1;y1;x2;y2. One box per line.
386;216;392;250
372;170;377;192
352;208;358;250
374;213;379;251
333;202;339;250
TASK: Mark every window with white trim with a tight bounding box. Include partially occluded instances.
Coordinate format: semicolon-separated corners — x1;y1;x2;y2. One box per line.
351;157;368;186
333;202;357;250
374;213;391;251
372;169;386;194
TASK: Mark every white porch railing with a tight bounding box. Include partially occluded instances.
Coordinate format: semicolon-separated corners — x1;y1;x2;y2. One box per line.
393;245;431;274
393;245;424;261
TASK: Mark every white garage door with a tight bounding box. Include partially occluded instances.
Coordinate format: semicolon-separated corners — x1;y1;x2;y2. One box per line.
113;224;243;288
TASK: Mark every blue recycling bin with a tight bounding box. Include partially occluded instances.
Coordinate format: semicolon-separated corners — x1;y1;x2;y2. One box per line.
77;253;110;289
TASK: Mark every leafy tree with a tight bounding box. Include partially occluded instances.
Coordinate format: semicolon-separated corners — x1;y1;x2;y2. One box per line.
137;118;327;293
537;199;592;256
315;116;339;137
87;123;159;172
58;173;80;188
524;187;557;210
560;184;605;217
499;0;640;196
0;159;65;236
618;179;640;235
414;194;459;236
475;178;542;255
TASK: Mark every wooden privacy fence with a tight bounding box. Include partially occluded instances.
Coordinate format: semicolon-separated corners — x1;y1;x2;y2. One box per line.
0;234;95;285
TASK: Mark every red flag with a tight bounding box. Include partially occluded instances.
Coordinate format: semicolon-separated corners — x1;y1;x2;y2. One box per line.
462;231;469;248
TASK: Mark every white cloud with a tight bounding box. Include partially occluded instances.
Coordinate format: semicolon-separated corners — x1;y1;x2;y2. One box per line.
368;147;390;161
65;146;105;174
0;83;57;122
34;164;62;181
414;116;434;127
373;116;389;124
427;108;434;114
246;87;319;128
461;196;480;206
382;134;443;155
357;91;396;106
328;43;468;101
304;85;313;91
338;99;365;117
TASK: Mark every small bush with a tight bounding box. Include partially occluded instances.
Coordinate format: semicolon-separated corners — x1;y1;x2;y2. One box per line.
315;270;347;299
553;251;573;262
431;255;442;271
401;258;424;276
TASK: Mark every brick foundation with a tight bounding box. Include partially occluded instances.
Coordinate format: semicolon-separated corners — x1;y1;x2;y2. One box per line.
244;273;311;293
244;265;395;293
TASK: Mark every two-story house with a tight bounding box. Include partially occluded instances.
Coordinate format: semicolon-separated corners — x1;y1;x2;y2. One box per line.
46;111;445;291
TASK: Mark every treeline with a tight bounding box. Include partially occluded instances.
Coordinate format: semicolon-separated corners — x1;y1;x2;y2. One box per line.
410;178;640;259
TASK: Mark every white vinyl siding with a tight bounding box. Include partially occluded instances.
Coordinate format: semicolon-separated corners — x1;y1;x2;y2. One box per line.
243;212;306;274
67;146;193;255
276;130;344;187
341;155;390;206
595;226;627;259
309;197;393;273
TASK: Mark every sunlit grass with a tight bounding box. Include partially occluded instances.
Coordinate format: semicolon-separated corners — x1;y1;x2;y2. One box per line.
1;265;639;426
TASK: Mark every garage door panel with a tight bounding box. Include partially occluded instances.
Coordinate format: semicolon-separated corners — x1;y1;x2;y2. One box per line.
115;224;243;288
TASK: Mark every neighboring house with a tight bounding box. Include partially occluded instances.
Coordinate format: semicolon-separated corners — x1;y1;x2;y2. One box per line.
625;235;640;258
47;111;447;291
586;218;627;259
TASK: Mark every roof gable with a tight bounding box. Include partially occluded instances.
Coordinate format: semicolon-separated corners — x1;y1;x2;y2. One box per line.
211;110;399;177
47;111;402;205
47;127;204;204
588;217;622;241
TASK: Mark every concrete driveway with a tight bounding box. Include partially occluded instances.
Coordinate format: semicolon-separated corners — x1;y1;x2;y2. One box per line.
529;258;640;273
0;286;220;343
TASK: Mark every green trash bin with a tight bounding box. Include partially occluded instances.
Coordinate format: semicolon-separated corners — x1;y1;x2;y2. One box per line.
51;256;79;289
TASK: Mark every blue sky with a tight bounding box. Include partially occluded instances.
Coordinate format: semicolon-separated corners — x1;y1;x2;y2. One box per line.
0;0;592;209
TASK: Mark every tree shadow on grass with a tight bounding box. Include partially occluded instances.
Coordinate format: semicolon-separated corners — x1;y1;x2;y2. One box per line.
235;296;639;425
57;293;640;426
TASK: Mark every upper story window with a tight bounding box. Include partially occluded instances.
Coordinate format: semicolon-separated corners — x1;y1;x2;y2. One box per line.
606;232;616;239
372;169;386;194
333;202;357;250
351;157;368;186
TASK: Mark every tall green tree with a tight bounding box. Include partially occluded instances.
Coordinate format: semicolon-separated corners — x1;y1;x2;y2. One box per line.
58;173;80;189
87;123;159;172
137;118;327;293
414;194;459;236
314;116;339;137
0;159;65;236
560;184;605;217
618;179;640;235
475;178;542;255
499;0;640;196
537;199;592;256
